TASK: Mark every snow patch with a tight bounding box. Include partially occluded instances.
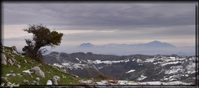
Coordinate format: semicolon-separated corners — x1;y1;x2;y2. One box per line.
165;66;184;74
161;61;180;66
126;69;135;74
96;80;109;85
137;75;147;81
144;58;155;63
186;62;195;74
53;63;63;68
116;80;192;85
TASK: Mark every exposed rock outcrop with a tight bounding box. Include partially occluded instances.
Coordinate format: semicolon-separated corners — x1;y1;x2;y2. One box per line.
11;46;19;55
2;53;17;66
8;59;14;66
2;54;7;65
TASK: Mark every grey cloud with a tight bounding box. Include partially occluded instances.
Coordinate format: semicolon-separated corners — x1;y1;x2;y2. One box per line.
3;3;195;48
3;3;195;27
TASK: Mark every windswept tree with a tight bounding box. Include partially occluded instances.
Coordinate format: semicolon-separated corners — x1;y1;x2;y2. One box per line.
22;24;63;62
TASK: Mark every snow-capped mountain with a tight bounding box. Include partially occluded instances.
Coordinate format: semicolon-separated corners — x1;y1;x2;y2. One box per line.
43;52;196;85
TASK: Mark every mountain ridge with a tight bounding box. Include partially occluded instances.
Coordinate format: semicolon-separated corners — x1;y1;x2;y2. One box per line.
79;40;175;48
75;40;193;56
43;51;195;84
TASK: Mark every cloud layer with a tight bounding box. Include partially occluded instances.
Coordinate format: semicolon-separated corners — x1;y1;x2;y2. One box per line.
3;3;196;53
3;3;195;27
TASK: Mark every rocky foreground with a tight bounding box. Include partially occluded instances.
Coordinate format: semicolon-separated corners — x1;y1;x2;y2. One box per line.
1;46;80;87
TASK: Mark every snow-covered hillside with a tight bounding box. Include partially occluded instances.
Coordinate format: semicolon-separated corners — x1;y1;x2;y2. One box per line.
44;52;196;85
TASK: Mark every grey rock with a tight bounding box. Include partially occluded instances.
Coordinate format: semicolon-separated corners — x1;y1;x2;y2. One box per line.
46;80;52;85
24;60;27;63
30;66;45;78
5;82;19;87
6;73;16;77
52;75;60;85
11;58;17;65
12;46;19;55
12;46;17;51
22;70;33;78
36;77;40;81
17;64;21;68
2;54;7;65
1;77;8;82
7;59;14;65
23;80;29;85
17;73;22;76
31;80;39;85
1;82;5;86
11;54;15;58
7;58;16;66
6;82;12;87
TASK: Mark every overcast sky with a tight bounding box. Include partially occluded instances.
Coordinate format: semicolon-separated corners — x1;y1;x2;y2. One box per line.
2;3;196;51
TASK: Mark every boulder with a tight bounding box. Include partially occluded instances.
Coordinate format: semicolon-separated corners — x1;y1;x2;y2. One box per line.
2;54;7;65
46;80;52;85
52;75;60;85
30;66;45;78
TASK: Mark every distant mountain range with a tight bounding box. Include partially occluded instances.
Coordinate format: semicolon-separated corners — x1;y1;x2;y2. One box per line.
41;41;195;85
79;41;175;48
75;41;194;56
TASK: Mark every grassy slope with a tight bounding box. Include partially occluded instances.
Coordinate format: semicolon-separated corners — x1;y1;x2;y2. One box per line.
1;46;80;85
